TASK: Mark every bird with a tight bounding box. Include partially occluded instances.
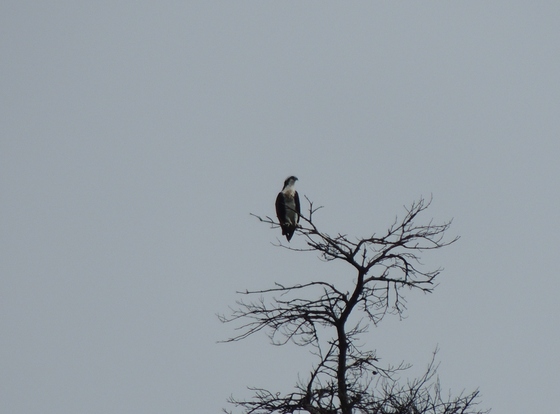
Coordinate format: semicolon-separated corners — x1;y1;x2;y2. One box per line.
275;176;301;241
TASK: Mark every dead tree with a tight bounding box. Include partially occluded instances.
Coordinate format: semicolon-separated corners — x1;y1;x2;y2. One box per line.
220;197;487;414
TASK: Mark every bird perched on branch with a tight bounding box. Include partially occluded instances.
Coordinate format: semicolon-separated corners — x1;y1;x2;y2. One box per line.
275;176;301;241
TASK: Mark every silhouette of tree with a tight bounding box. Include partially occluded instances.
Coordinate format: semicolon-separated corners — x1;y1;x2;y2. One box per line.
220;197;488;414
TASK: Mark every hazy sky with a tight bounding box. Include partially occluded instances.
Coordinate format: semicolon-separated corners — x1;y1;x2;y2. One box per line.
2;2;559;413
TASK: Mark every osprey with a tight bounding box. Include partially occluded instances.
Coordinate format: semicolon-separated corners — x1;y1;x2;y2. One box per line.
275;176;301;241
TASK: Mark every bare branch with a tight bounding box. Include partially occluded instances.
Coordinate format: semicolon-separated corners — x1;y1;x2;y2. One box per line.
225;197;486;414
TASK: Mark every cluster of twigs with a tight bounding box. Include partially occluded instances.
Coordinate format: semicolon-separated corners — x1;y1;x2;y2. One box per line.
221;197;487;414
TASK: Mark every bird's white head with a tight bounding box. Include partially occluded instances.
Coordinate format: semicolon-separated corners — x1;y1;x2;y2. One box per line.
283;176;298;190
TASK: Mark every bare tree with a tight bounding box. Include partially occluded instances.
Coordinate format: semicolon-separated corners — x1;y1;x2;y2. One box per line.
220;197;488;414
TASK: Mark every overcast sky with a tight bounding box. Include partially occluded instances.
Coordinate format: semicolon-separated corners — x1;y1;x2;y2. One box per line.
2;2;559;413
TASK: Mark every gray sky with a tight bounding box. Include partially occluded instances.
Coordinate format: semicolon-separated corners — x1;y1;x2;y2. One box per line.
2;2;559;413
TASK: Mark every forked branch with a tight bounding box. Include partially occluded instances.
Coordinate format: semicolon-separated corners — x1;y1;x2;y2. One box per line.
222;197;485;414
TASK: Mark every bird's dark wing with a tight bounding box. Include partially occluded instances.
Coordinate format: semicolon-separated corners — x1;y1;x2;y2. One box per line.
294;191;301;223
275;192;286;223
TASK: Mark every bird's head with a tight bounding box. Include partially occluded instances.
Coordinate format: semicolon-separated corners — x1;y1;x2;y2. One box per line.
283;176;298;189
